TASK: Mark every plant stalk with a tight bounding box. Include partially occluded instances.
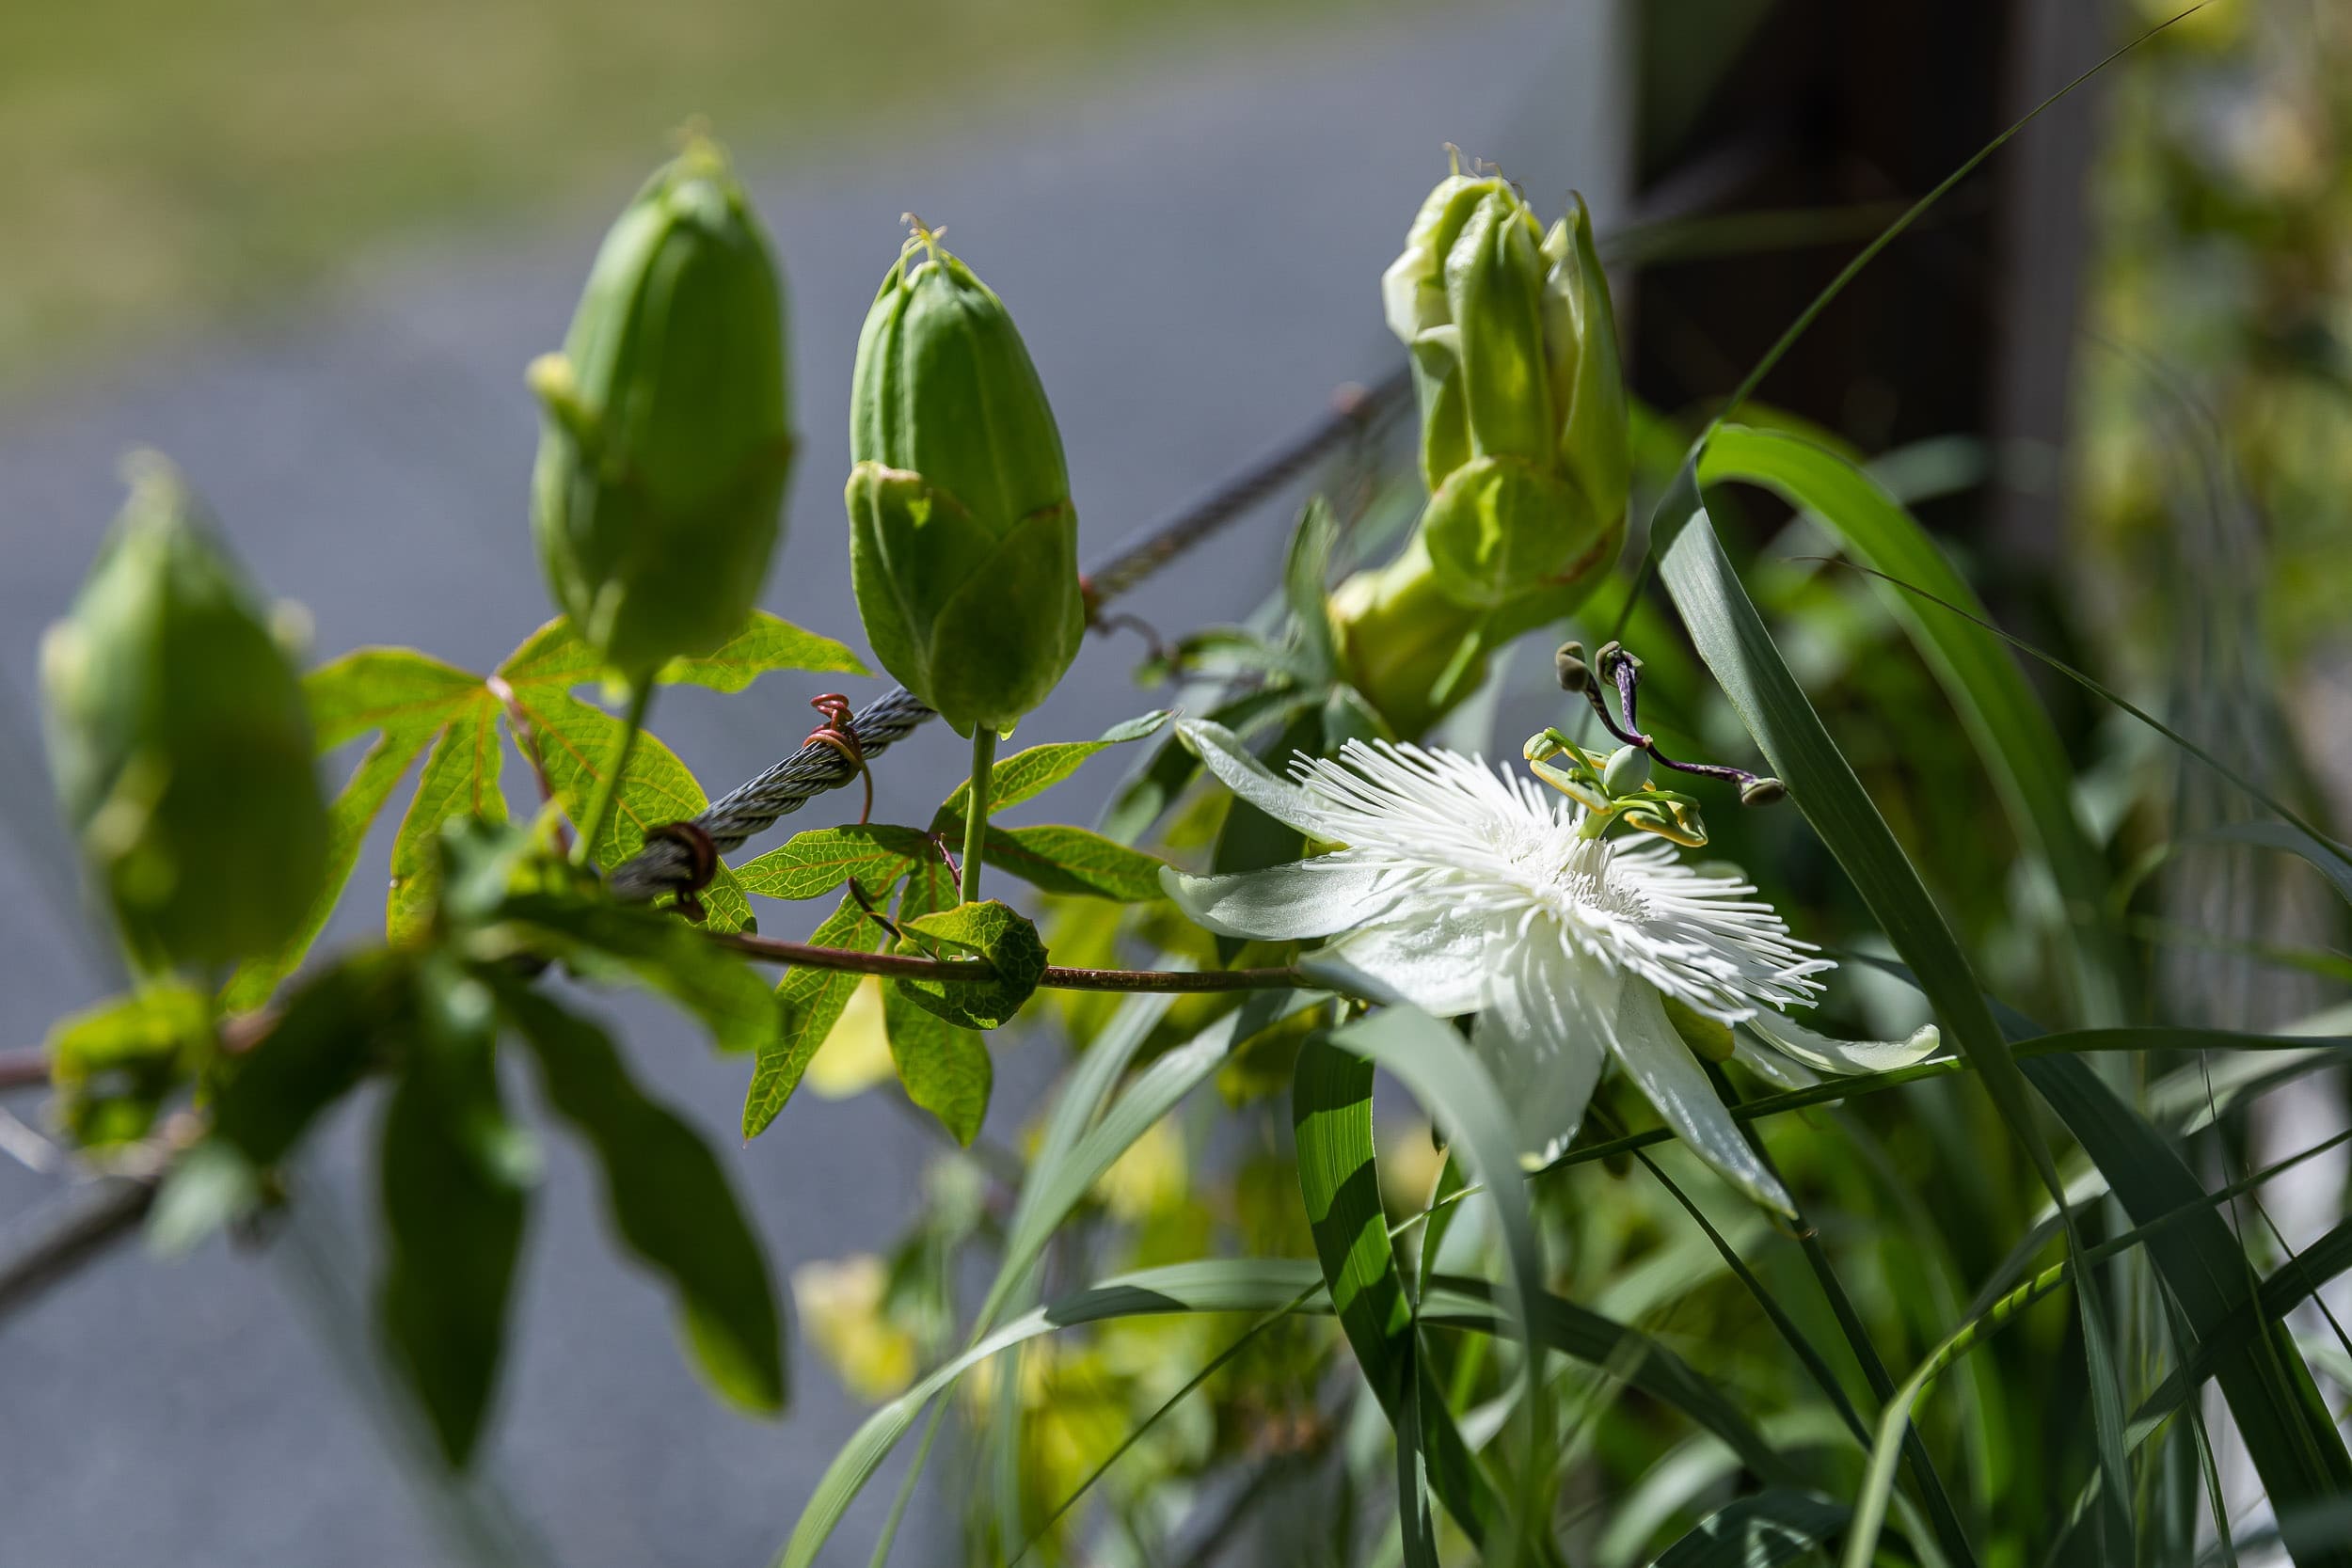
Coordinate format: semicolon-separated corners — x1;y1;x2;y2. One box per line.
961;725;996;903
570;676;655;867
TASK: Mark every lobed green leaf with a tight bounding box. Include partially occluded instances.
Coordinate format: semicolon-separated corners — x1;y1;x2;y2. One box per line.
733;824;932;903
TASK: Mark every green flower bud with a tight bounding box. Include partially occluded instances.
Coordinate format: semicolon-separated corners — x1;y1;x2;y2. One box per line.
41;457;327;974
1382;170;1629;615
846;225;1082;736
1327;534;1486;740
530;135;793;679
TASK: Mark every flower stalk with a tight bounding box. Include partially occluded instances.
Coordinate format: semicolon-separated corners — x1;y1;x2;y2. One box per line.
960;725;995;903
571;675;655;867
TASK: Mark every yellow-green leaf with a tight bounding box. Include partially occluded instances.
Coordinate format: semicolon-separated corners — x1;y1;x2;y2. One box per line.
734;825;932;903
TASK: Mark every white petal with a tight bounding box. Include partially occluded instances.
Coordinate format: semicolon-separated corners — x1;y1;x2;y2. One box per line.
1325;905;1497;1018
1607;979;1795;1215
1746;1010;1941;1076
1730;1036;1819;1092
1157;858;1393;941
1174;720;1330;836
1472;939;1611;1169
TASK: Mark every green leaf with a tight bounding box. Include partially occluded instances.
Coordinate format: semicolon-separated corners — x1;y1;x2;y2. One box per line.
1696;424;2126;1020
227;647;481;1007
304;646;484;750
980;994;1277;1329
1325;1005;1552;1558
930;710;1172;832
387;704;509;945
1657;507;2123;1559
1393;1341;1441;1568
153;954;405;1252
496;612;866;692
494;976;786;1415
978;823;1168;902
1294;1037;1501;1550
377;963;531;1468
2025;1053;2352;1553
501;681;750;931
1283;496;1342;681
655;610;868;689
223;728;433;1009
881;983;992;1146
894;899;1048;1031
1206;705;1320;963
1650;1490;1851;1567
742;892;894;1139
1418;1275;1793;1487
1294;1038;1416;1407
495;891;779;1057
1099;686;1305;845
732;824;933;903
45;981;211;1148
2201;819;2352;910
776;1258;1328;1568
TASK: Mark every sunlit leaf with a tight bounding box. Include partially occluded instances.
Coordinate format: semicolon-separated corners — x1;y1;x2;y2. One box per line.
733;824;932;903
978;824;1168;903
931;710;1172;832
743;892;895;1139
387;704;509;945
882;984;992;1146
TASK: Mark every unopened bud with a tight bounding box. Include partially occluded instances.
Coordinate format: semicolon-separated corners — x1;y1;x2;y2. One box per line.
531;134;794;678
1740;777;1788;808
1383;173;1629;618
1553;640;1591;692
847;224;1083;736
42;458;326;973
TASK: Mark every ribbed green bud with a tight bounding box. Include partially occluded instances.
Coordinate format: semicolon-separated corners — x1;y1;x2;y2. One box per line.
1381;170;1629;616
846;226;1082;736
41;458;326;974
530;135;793;679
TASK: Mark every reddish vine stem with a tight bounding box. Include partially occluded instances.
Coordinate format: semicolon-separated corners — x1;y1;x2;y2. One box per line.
707;930;1317;994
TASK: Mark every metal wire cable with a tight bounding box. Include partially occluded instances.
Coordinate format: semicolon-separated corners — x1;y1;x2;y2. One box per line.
604;372;1406;905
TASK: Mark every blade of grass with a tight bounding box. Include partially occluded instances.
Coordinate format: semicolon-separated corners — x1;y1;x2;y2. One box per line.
1697;424;2128;1022
1658;510;2132;1561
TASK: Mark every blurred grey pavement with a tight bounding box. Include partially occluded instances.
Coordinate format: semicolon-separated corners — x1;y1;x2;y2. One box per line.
0;6;1622;1562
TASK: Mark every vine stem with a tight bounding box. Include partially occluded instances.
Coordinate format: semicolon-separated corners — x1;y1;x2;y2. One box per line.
707;930;1320;994
570;675;654;868
961;725;995;904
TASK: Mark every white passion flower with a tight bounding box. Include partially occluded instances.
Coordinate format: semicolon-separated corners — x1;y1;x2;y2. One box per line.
1158;720;1939;1215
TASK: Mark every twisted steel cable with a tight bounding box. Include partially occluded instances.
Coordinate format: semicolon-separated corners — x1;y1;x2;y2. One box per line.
606;372;1406;905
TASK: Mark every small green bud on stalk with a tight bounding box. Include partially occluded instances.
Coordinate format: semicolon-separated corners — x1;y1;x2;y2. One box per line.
1553;640;1592;693
531;135;793;680
846;223;1083;737
41;457;327;975
1382;169;1629;622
